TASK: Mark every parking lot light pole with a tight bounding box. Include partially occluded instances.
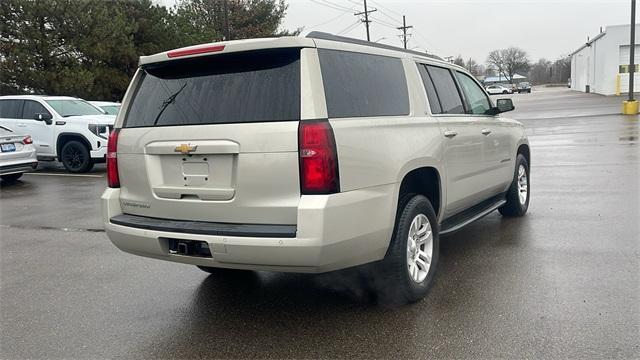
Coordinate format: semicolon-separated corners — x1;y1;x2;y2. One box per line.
623;0;639;114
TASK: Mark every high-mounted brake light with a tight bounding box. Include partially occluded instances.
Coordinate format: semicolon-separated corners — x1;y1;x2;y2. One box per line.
167;45;225;58
22;136;33;145
298;120;340;194
107;129;120;188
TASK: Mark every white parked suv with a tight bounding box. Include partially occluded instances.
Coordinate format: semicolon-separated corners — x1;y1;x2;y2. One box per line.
0;96;116;172
103;33;530;304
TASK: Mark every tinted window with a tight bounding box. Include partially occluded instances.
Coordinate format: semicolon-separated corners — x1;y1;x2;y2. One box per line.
124;48;300;128
417;64;442;114
318;50;409;118
455;72;491;115
45;99;103;117
0;100;24;118
426;66;465;114
22;100;52;119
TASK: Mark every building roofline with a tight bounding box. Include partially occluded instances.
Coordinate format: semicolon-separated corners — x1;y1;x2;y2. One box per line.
570;31;606;56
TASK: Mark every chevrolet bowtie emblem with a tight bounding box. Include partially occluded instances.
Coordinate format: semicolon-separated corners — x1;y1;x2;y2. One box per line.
174;144;197;154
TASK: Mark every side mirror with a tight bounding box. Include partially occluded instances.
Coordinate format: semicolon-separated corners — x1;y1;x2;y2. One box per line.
488;98;515;115
34;113;53;125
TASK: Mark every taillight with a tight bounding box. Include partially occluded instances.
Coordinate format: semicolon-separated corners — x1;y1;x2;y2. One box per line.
107;129;120;188
298;120;340;194
22;136;33;145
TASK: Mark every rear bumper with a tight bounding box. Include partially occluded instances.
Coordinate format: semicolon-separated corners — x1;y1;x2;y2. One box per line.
102;184;396;273
0;148;38;175
0;161;38;176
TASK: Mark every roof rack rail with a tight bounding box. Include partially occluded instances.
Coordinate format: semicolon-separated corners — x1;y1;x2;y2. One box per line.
306;31;443;61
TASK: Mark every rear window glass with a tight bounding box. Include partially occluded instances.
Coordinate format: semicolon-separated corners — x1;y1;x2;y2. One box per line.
318;49;409;118
124;48;301;128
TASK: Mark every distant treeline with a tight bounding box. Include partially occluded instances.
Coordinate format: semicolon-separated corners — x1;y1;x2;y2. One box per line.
0;0;297;101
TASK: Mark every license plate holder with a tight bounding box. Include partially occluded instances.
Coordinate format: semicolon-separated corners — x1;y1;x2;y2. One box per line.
1;143;16;152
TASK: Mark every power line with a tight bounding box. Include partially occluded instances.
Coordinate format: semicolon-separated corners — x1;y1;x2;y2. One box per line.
369;16;398;29
369;0;403;17
318;0;354;12
306;3;357;30
354;0;377;41
309;0;351;12
337;20;361;35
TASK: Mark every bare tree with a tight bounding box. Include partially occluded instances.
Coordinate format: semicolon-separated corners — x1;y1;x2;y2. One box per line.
453;55;465;67
465;58;482;77
527;57;571;85
486;47;530;84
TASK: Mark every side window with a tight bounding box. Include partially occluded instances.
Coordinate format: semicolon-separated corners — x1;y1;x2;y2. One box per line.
0;100;24;119
318;49;410;118
417;64;442;114
22;100;51;120
425;65;465;114
455;72;492;115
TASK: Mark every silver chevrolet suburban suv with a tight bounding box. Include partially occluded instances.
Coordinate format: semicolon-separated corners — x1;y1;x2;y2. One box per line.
102;32;530;304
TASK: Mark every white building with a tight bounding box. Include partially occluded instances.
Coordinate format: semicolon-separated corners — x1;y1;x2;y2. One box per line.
570;24;640;95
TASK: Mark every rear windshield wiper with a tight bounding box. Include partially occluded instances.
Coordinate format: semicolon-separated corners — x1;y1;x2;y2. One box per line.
153;83;187;126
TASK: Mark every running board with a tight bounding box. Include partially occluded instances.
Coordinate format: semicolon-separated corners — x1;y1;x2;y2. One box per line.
440;194;507;235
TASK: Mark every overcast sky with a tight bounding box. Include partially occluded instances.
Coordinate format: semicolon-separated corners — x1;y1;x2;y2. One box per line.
157;0;631;63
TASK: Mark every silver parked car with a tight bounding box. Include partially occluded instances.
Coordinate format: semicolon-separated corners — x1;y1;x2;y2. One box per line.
103;32;530;304
0;125;38;183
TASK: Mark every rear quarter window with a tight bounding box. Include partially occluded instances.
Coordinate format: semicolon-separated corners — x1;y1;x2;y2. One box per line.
318;49;410;118
124;48;301;128
425;65;465;115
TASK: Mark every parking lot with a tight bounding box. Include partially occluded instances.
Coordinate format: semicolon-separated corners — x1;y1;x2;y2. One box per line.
1;87;638;358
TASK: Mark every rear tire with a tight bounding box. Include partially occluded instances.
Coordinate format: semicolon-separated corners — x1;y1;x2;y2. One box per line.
499;154;530;217
60;140;93;173
375;194;439;305
1;173;23;183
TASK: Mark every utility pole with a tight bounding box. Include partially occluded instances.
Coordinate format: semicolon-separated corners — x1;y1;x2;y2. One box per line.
354;0;376;41
623;0;638;114
629;0;636;101
397;15;413;49
223;0;230;41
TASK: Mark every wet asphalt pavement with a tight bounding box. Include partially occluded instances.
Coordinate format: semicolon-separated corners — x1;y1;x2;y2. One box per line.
1;88;638;359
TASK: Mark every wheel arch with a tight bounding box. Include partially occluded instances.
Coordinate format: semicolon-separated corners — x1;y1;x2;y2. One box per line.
396;165;443;222
517;143;530;167
56;133;92;159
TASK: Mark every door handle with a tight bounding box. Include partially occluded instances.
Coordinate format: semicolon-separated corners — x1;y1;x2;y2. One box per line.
443;130;458;138
481;128;492;135
16;123;26;127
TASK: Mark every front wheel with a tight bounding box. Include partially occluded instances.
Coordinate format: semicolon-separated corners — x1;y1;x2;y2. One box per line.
376;194;439;305
60;140;93;173
499;154;530;217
